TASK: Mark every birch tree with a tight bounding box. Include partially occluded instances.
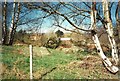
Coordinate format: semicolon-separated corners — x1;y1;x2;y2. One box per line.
2;1;119;73
2;0;8;45
116;1;120;44
2;2;51;45
90;1;119;73
102;0;119;65
2;1;21;45
116;1;120;26
8;1;21;45
25;2;119;73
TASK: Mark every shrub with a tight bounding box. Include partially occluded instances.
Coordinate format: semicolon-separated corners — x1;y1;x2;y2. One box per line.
44;37;61;49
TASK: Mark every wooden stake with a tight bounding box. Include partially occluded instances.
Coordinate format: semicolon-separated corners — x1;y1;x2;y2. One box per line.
29;45;33;79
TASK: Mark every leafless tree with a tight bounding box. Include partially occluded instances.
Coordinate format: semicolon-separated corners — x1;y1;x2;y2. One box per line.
24;1;119;73
2;2;49;45
8;2;21;45
2;1;119;73
90;1;119;73
2;1;7;44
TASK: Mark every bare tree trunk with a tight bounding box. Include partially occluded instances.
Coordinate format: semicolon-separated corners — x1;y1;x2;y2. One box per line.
91;2;119;73
116;1;120;46
116;1;120;26
8;2;21;45
102;0;119;65
2;1;8;45
8;1;16;45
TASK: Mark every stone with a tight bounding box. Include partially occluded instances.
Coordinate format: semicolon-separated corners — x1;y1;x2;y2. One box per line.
33;46;50;57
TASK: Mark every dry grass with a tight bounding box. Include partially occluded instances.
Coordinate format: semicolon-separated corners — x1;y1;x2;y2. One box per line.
1;45;119;79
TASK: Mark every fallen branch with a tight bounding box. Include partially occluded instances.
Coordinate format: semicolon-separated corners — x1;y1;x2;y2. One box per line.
39;67;57;79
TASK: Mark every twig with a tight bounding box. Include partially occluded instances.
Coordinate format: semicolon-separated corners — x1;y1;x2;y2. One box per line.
39;67;57;79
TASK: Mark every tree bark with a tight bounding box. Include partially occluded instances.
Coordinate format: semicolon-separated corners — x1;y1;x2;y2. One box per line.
102;0;119;65
116;1;120;25
116;1;120;46
2;1;8;45
8;2;21;45
8;2;16;45
91;1;119;73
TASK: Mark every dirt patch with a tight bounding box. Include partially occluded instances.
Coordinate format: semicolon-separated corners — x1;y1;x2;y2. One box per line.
67;61;93;69
66;55;118;79
0;63;7;76
67;55;102;69
83;55;102;63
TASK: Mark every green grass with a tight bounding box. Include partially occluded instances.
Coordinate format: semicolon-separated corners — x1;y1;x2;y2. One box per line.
33;50;77;68
2;46;30;79
1;45;118;79
43;69;77;79
1;46;80;79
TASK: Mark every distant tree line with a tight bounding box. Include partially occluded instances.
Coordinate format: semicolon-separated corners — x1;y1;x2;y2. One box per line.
2;1;120;46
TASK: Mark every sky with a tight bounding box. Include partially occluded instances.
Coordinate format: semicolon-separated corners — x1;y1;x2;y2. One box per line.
6;2;119;33
17;2;91;33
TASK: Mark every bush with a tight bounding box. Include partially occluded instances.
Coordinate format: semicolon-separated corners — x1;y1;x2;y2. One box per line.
44;37;61;49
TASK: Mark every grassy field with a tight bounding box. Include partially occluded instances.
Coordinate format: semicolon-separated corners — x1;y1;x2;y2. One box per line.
1;45;119;79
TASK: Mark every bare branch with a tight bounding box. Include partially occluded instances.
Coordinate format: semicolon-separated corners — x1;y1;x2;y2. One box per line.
26;3;91;32
61;2;90;13
18;13;51;26
83;2;91;9
55;25;81;35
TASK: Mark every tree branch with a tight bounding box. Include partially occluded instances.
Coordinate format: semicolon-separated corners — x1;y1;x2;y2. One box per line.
26;3;91;32
55;25;82;35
